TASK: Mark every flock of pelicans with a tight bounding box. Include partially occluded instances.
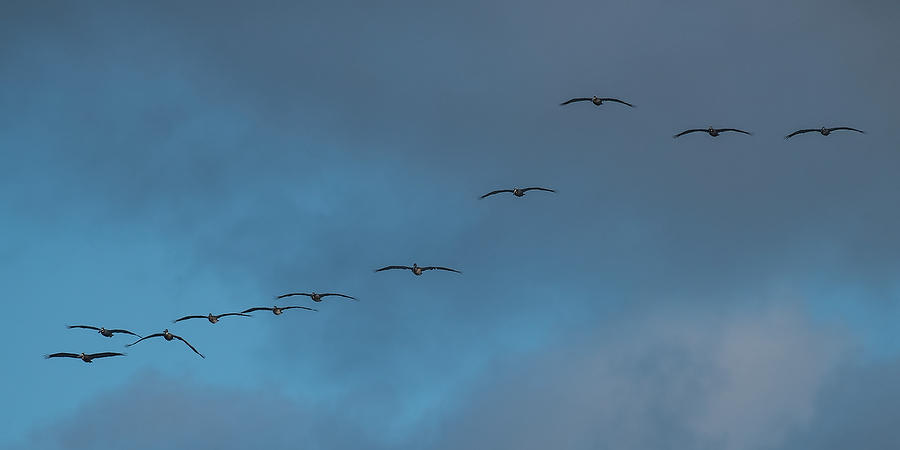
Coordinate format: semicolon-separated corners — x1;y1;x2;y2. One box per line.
562;96;864;139
47;285;456;362
44;94;865;363
47;292;356;361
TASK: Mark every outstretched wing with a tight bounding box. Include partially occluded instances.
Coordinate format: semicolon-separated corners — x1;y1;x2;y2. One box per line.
217;312;251;319
126;333;164;347
422;266;462;273
282;306;318;312
320;293;358;301
275;292;311;299
599;98;634;107
784;129;817;139
46;353;80;359
173;335;205;358
480;190;514;199
560;97;592;105
521;187;555;194
87;352;126;359
375;265;411;272
241;307;274;314
173;315;206;323
830;127;864;134
108;329;141;337
673;129;705;138
719;128;751;135
67;325;100;331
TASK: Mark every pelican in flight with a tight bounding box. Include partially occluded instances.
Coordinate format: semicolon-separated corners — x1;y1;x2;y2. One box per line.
560;96;633;107
480;187;555;199
674;127;751;138
240;305;318;315
126;329;204;358
375;263;461;276
45;352;125;363
67;325;141;338
784;126;864;139
173;312;251;324
276;292;357;302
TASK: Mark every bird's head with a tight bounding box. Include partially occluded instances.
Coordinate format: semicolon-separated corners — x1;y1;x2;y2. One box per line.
79;353;86;358
98;327;107;333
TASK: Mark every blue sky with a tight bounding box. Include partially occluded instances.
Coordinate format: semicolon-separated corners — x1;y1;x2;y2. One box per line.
2;1;900;449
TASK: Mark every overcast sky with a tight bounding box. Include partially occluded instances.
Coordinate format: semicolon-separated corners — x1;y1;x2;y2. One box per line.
2;1;900;449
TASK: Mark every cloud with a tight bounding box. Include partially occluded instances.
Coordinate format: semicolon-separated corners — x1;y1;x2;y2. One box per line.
13;370;387;450
13;299;900;450
779;358;900;450
423;304;847;450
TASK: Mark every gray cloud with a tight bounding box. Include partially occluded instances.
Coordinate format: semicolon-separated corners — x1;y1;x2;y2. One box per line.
423;305;847;450
16;304;897;450
10;370;386;450
779;357;900;450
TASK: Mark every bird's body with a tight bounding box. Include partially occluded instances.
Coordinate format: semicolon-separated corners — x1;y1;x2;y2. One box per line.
560;96;633;107
784;126;864;139
673;126;751;138
241;305;317;315
67;325;140;338
173;312;251;324
45;352;125;363
276;292;357;302
126;329;204;358
480;187;555;199
375;263;461;276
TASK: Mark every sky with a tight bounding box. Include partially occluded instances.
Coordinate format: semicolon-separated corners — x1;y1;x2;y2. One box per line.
1;0;900;448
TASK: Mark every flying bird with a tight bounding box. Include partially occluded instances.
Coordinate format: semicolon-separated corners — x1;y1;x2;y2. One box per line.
560;96;634;107
784;126;864;139
276;292;357;302
45;352;125;363
480;187;555;199
375;263;461;276
126;329;204;358
67;325;141;338
674;126;751;138
173;312;251;324
240;305;318;315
